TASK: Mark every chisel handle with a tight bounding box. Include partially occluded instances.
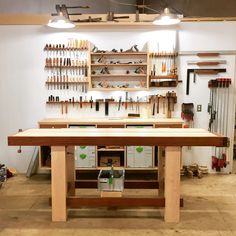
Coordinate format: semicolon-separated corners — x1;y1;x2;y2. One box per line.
196;62;219;66
197;53;219;57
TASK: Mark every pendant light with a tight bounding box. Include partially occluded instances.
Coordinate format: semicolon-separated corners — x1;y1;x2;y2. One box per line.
153;8;181;25
47;12;75;29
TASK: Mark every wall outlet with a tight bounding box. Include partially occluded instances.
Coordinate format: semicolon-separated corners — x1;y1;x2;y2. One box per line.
197;105;202;112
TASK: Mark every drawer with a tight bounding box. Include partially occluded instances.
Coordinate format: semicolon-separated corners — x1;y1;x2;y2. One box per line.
39;124;67;128
97;124;125;128
155;124;182;128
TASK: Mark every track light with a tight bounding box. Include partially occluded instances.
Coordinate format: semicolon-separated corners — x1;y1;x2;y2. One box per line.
153;8;181;25
47;12;75;29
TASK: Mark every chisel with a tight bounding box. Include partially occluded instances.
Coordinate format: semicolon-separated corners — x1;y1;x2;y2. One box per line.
61;101;64;115
79;96;83;108
125;92;128;110
89;96;93;108
118;96;122;111
105;99;109;116
156;95;159;114
152;96;155;116
95;99;104;111
65;101;68;114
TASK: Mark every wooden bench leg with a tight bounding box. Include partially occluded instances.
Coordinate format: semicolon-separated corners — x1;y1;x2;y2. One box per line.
66;146;75;196
51;146;67;222
164;146;181;223
158;146;164;197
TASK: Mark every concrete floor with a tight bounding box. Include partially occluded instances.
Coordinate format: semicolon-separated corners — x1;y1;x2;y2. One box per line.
1;174;236;236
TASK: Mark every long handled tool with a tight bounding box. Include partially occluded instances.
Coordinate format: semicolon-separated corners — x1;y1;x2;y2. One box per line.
209;78;231;171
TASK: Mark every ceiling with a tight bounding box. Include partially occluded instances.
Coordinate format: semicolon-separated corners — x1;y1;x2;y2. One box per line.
0;0;235;18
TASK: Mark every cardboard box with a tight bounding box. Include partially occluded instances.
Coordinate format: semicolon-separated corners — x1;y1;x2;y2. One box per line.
100;156;120;167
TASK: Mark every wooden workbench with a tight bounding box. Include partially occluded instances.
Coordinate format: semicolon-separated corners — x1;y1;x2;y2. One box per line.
38;118;184;126
8;128;227;223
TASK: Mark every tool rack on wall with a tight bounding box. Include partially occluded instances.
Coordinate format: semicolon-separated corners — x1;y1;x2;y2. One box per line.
43;40;180;115
149;51;179;87
44;39;90;93
90;51;149;90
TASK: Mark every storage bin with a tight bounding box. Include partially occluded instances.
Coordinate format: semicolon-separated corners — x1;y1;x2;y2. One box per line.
98;169;125;192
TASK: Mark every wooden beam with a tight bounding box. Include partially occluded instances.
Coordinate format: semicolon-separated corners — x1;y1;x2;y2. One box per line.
49;197;184;208
51;146;67;222
66;146;75;196
164;146;181;223
0;13;236;26
0;14;50;25
75;180;159;189
8;135;228;147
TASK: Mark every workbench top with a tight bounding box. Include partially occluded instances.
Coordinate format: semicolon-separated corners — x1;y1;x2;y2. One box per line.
38;118;184;125
8;128;227;147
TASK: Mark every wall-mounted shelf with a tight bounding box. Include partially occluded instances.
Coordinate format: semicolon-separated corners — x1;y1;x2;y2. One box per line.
90;50;149;90
91;63;147;67
150;75;178;79
46;100;149;105
91;74;147;77
148;49;178;87
149;74;178;87
44;47;88;51
91;52;147;56
90;87;148;91
97;148;125;151
44;40;89;51
45;66;88;69
149;52;178;57
46;81;89;85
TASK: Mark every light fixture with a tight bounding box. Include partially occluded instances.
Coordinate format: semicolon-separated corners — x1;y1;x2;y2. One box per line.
47;12;75;29
153;8;181;25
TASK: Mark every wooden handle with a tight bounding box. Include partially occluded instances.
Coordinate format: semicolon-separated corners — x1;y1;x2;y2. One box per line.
61;102;64;115
197;53;219;57
196;61;220;66
65;101;68;114
195;70;219;75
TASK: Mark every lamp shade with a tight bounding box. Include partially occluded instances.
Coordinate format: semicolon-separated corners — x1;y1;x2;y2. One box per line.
47;13;75;29
153;8;181;25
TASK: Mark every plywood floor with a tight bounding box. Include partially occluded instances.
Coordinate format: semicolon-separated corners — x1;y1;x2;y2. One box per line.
1;173;236;236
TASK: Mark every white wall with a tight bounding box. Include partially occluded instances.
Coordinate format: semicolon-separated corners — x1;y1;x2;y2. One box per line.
0;22;235;173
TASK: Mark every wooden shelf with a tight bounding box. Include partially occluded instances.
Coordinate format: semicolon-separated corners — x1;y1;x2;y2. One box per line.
149;74;178;88
45;66;88;69
44;47;88;51
90;50;148;92
98;148;125;151
90;87;148;91
40;166;51;170
91;63;147;67
149;75;178;80
47;101;149;104
149;82;178;88
149;53;178;57
125;167;158;170
97;166;125;169
91;52;147;56
75;168;97;170
91;74;147;77
46;81;89;84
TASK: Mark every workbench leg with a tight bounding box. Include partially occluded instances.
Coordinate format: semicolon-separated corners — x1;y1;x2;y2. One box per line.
158;147;164;197
66;146;75;196
164;146;181;223
51;146;67;222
